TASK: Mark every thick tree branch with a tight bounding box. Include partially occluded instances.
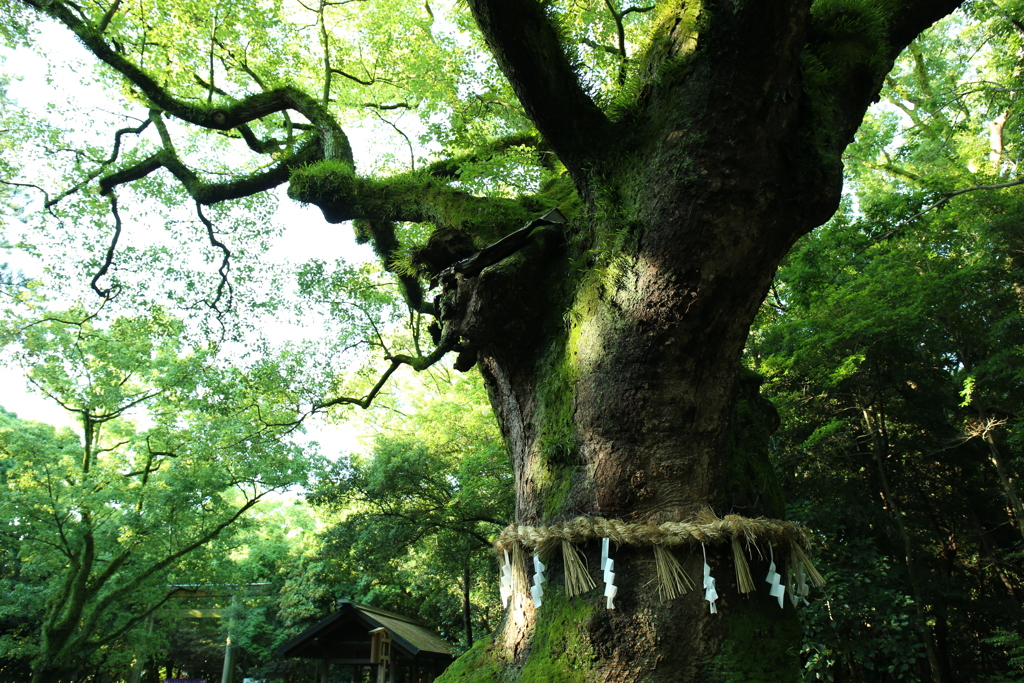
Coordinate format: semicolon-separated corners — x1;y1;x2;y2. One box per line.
441;208;566;280
880;1;969;72
811;0;967;157
466;0;613;181
288;165;548;238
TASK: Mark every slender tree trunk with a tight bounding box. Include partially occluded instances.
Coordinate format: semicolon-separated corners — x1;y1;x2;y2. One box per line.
966;505;1022;603
462;561;473;649
976;413;1024;542
862;406;945;683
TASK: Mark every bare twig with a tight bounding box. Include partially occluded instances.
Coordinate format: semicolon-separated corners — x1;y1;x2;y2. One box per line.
46;120;152;208
329;67;376;86
91;193;123;299
0;179;51;206
372;110;415;170
194;202;233;312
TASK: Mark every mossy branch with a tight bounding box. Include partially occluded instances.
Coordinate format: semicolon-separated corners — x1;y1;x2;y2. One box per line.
309;350;448;413
424;133;543;181
803;0;966;165
289;161;552;241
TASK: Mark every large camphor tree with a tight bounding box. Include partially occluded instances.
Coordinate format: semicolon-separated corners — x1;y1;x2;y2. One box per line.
3;0;968;679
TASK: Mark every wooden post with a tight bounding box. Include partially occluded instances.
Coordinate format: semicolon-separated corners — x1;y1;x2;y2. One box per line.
370;628;392;683
220;595;239;683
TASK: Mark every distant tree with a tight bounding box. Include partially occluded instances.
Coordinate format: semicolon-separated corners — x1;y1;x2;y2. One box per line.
0;308;317;683
312;371;512;649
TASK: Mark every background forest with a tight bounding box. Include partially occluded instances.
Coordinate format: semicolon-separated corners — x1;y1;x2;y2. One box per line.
1;1;1024;682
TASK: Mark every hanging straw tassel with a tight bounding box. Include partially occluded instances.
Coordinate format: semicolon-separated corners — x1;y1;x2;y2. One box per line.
790;542;825;587
787;545;810;607
731;537;756;594
512;543;529;604
654;545;695;601
562;540;596;597
784;551;799;608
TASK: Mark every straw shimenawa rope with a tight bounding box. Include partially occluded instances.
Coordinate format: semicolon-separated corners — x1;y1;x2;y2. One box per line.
495;510;823;602
495;511;813;554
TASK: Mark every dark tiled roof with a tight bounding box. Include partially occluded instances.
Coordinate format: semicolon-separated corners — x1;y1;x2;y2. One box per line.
277;600;453;660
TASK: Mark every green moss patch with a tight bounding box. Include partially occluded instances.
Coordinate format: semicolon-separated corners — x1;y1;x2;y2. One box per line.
436;637;504;682
520;593;598;683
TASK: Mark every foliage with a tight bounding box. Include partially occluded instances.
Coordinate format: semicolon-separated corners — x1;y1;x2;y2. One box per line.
750;7;1024;680
311;369;512;649
0;0;984;678
0;304;320;681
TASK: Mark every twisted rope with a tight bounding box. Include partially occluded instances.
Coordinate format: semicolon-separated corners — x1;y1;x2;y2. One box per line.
495;511;813;556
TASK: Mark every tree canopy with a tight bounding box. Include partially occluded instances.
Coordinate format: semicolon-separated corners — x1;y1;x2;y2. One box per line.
311;370;512;648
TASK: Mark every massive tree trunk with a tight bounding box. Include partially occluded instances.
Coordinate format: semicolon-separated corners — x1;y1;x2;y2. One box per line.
434;1;965;680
